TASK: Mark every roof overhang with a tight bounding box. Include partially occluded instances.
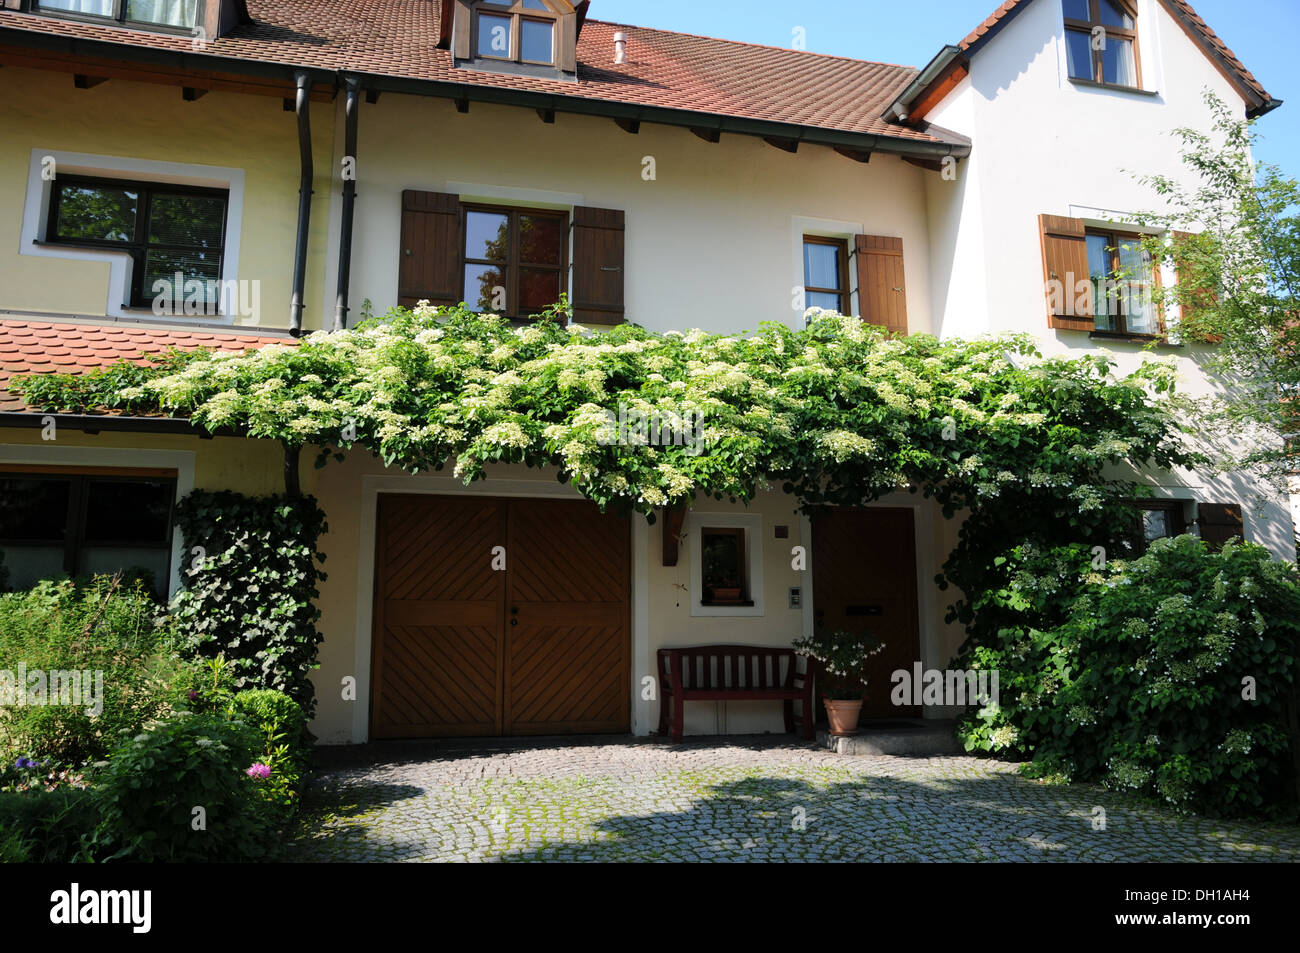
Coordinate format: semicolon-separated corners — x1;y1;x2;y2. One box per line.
0;25;971;161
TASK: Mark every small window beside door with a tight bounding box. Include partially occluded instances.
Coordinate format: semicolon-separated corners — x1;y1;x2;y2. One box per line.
700;527;751;606
802;236;849;317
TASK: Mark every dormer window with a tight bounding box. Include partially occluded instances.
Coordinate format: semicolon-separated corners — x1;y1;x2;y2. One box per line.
452;0;578;79
1064;0;1140;88
34;0;200;31
477;0;557;65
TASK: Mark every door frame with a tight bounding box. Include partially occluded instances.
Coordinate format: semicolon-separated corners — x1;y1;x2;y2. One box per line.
804;497;946;720
354;473;643;742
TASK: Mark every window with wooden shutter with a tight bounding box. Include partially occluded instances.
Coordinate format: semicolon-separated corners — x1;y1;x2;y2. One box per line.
1039;214;1094;331
853;235;908;334
399;190;462;309
1197;502;1244;550
571;206;624;325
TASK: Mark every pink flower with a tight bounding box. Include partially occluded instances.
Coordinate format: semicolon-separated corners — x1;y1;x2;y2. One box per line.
246;763;271;780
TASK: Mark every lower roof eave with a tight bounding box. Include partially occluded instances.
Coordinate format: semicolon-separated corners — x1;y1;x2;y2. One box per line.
0;410;213;436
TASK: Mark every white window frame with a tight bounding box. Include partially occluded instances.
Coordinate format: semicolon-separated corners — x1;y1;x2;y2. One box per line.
22;148;245;323
791;215;862;326
689;511;764;618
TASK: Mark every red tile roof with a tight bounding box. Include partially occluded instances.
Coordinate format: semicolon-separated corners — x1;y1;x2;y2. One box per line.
0;1;954;146
957;0;1274;112
0;319;292;414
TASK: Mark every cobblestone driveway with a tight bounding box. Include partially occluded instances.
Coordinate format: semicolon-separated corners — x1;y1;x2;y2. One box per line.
288;736;1300;862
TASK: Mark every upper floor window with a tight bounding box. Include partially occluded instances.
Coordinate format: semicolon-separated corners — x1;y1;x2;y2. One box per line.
1064;0;1140;88
463;204;568;318
1086;228;1159;336
47;175;228;314
35;0;200;31
475;0;559;66
803;236;849;315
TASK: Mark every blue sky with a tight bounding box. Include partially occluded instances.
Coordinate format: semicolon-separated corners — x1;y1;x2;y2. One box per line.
591;0;1298;179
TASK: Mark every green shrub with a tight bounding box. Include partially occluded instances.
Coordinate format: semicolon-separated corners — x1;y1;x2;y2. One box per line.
230;689;309;820
94;711;275;862
230;689;307;755
0;576;189;765
170;491;327;717
957;536;1300;817
0;787;100;863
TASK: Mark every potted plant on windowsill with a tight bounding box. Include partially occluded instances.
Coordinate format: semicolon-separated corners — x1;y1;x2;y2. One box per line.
792;628;885;736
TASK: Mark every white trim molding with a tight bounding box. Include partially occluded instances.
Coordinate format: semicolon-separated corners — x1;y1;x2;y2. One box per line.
21;149;246;323
688;510;765;618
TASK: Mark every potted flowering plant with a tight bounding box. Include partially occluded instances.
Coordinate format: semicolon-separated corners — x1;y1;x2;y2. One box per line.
792;628;885;735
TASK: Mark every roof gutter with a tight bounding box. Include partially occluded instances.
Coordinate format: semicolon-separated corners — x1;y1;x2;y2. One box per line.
886;45;964;122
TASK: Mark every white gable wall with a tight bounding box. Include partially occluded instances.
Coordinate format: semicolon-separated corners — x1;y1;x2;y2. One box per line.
923;0;1294;559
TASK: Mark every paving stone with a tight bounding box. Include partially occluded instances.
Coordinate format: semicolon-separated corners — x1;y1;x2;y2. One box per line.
286;735;1300;863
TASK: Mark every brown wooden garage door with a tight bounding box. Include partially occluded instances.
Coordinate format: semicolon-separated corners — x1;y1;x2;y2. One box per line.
370;495;631;738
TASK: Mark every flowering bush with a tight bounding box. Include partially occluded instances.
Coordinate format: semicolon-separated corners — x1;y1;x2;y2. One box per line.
94;711;274;862
793;629;886;700
13;305;1187;524
1;756;90;793
956;536;1300;818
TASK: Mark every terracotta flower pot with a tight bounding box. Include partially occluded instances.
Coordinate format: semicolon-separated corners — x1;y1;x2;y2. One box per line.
824;698;863;736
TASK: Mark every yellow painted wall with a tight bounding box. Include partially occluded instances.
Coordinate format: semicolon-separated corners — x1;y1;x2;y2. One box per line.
0;428;285;494
0;66;335;332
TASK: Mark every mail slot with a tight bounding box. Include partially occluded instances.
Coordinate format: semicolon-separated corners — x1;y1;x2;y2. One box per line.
846;604;884;617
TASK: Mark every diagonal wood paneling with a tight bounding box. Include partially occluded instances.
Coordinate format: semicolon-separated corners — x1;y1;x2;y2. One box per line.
506;499;630;734
371;494;630;738
370;495;506;738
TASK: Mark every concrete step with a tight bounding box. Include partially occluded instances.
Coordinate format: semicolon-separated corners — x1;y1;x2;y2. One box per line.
818;719;962;756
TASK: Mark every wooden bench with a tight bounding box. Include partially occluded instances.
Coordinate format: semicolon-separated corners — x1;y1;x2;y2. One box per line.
657;645;816;742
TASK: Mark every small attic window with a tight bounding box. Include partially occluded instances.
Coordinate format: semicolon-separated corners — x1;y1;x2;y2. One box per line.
474;0;559;66
453;0;577;77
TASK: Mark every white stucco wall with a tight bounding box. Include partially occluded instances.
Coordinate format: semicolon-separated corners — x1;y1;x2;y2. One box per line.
923;0;1295;560
318;95;938;336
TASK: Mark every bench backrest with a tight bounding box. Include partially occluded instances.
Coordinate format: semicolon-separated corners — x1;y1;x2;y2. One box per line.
659;645;805;692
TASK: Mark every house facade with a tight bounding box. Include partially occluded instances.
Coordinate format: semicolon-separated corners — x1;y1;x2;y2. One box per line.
0;0;1289;743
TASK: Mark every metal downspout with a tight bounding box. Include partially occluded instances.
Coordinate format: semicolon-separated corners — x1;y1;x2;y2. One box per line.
290;71;313;336
333;78;361;331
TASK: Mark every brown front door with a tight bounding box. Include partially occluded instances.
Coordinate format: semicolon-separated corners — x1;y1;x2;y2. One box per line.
812;507;922;720
370;495;630;739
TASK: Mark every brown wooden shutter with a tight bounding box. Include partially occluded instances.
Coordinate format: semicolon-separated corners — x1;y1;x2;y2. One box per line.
1171;230;1220;337
571;206;625;325
1198;502;1244;550
854;235;908;334
399;190;462;309
1039;214;1094;331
